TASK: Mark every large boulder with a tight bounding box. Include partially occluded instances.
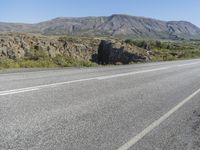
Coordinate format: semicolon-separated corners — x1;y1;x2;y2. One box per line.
98;40;150;64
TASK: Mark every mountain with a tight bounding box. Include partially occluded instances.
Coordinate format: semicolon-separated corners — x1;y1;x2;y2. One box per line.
0;14;200;40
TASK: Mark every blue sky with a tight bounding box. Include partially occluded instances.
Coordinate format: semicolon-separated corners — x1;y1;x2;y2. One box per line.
1;0;200;27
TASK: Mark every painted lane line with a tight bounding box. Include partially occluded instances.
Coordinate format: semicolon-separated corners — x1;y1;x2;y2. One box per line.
34;77;98;88
177;62;199;67
0;87;41;96
0;78;97;96
0;67;171;96
97;67;170;80
117;87;200;150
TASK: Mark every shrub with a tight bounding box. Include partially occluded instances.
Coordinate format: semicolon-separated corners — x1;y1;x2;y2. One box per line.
0;56;96;69
0;59;20;69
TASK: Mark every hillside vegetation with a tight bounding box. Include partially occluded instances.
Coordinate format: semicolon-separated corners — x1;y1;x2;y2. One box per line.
0;33;149;69
125;39;200;61
0;33;200;69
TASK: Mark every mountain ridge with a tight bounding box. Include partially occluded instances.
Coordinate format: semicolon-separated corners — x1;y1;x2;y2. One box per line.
0;14;200;40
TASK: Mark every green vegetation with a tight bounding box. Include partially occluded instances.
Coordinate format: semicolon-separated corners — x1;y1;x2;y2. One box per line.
125;39;200;61
0;57;96;69
0;51;96;69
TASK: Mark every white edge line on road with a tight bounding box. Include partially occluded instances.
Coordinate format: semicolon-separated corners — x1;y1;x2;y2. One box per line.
0;87;41;96
97;67;170;80
117;87;200;150
0;67;171;96
0;77;98;96
177;62;199;67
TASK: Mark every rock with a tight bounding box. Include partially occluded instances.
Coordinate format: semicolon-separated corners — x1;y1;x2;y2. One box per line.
0;47;7;58
97;40;150;64
7;49;16;59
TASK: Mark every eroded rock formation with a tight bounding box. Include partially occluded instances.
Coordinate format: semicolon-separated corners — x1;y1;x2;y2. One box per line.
98;40;150;64
0;33;150;64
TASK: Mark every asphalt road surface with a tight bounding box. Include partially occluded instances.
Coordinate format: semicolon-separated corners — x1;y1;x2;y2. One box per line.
0;59;200;150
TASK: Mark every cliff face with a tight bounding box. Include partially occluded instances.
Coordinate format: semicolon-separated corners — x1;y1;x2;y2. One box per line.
0;33;150;64
0;14;200;40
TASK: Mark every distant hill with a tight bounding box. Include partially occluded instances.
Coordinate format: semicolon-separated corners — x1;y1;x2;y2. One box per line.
0;14;200;40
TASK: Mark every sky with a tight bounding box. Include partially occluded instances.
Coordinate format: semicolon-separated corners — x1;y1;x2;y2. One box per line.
0;0;200;27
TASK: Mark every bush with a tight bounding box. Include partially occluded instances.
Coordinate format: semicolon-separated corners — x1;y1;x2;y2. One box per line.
52;55;96;67
125;39;200;61
0;59;20;69
18;59;56;68
0;55;96;69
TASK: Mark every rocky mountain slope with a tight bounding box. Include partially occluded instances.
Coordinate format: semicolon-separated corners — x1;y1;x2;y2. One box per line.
1;14;200;40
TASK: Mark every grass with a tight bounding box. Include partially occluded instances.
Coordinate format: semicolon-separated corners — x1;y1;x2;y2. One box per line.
0;56;96;69
125;39;200;61
151;49;200;62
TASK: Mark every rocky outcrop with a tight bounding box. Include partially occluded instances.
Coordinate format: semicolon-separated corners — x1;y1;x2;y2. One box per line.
0;33;150;64
98;40;150;64
0;33;101;61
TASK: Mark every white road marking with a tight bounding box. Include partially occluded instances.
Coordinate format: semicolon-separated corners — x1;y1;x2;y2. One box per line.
117;87;200;150
0;67;170;96
177;62;199;67
97;67;170;80
0;87;41;96
0;77;98;96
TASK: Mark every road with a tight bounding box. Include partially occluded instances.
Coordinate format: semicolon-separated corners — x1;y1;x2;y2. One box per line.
0;59;200;150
